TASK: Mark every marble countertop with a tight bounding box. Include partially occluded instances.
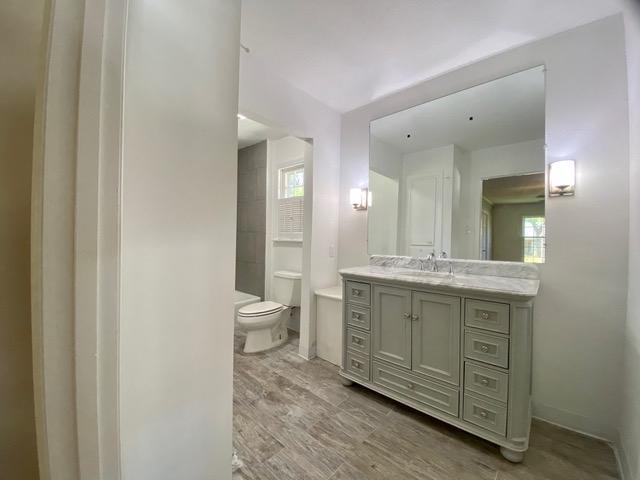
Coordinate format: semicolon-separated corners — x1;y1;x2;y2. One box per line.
339;265;539;299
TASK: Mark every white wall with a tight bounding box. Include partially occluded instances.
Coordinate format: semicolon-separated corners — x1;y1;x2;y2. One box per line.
621;1;640;478
0;1;43;478
468;139;545;258
370;136;402;180
452;145;472;258
368;137;401;255
266;136;307;331
119;2;240;479
368;171;399;255
240;54;341;359
339;15;630;440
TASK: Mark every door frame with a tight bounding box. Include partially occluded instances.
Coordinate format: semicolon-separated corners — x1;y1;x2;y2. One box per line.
32;1;127;478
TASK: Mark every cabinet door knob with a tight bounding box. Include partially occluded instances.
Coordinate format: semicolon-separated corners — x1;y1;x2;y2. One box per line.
352;336;362;345
480;344;489;353
353;312;361;319
480;311;490;320
480;378;489;386
352;289;361;296
479;410;488;419
411;314;419;321
406;382;414;389
403;312;411;319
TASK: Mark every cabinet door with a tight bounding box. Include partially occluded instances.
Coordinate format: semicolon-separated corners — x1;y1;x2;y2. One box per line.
411;292;461;385
372;285;412;369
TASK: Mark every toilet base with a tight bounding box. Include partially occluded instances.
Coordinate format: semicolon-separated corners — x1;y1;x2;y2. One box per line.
243;324;289;353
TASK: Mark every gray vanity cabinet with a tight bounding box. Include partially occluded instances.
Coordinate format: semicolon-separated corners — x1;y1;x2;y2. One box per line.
411;292;460;385
371;285;412;369
341;273;535;463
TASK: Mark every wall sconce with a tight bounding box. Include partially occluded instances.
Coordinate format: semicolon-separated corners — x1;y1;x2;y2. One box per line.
548;159;575;197
350;187;369;210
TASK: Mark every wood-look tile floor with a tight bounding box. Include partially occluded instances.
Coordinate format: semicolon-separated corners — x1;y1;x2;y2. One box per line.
232;332;619;480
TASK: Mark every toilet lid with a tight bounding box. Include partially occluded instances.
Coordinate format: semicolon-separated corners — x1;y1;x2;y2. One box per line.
238;301;283;317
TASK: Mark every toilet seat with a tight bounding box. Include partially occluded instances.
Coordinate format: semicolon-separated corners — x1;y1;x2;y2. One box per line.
238;301;284;317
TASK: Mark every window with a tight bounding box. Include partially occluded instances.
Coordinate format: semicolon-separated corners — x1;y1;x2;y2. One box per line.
279;164;304;199
522;216;545;263
276;163;304;240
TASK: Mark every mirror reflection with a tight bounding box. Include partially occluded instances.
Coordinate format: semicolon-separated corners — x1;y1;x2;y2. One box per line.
368;66;545;262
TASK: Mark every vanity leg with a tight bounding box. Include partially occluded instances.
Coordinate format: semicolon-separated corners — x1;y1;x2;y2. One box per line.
340;376;353;387
500;446;525;463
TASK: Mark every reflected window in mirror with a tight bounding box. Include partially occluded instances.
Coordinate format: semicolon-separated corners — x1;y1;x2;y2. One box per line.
368;65;546;263
481;172;545;263
522;216;545;263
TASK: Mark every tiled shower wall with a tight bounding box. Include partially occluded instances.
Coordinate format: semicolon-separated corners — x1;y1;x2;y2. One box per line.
236;141;267;298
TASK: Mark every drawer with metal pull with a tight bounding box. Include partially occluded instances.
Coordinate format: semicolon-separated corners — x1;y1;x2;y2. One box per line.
346;281;371;306
465;299;510;334
347;328;370;355
464;329;509;368
372;361;459;417
345;351;370;381
463;393;507;436
347;304;371;331
464;361;509;403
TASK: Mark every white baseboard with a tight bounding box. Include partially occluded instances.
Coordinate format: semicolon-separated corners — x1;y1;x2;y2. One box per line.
612;438;631;480
532;401;617;441
532;405;631;480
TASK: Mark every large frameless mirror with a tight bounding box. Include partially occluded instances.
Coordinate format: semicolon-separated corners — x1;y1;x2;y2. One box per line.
368;66;546;262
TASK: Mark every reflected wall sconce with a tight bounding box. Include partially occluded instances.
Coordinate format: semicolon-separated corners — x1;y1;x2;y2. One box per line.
350;187;369;210
548;159;575;197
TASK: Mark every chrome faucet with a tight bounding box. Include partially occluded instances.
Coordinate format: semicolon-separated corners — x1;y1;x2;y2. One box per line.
426;252;438;272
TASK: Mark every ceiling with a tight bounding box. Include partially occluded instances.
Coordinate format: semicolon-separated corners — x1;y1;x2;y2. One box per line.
370;66;544;153
240;0;622;112
483;173;545;205
238;116;287;149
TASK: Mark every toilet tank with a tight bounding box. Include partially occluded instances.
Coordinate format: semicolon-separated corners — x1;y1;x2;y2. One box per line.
272;270;302;306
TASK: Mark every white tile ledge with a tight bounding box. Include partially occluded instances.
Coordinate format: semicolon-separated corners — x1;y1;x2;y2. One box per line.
315;285;342;301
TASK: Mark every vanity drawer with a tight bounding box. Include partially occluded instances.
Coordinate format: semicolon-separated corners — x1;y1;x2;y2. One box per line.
347;328;370;355
465;299;510;334
347;304;371;331
464;362;509;403
346;351;370;381
464;330;509;369
372;361;459;417
346;281;371;306
463;394;507;436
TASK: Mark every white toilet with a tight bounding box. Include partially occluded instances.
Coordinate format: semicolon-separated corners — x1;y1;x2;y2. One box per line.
237;270;301;353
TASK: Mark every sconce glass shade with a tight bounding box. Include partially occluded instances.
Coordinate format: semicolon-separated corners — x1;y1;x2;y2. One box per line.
350;187;368;210
548;159;575;196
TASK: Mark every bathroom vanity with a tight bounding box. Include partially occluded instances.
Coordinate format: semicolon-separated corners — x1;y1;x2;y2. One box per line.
339;256;539;462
